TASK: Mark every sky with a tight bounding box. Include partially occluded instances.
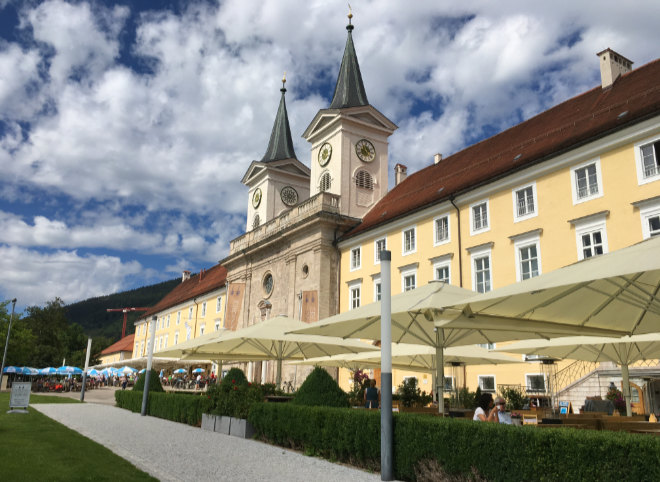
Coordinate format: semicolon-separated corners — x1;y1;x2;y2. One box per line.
1;0;659;311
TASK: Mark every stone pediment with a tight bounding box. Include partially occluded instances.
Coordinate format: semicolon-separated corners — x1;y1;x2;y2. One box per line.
242;158;311;185
302;105;398;142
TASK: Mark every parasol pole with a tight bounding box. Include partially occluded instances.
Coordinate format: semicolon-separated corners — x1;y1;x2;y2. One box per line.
141;316;157;416
0;298;17;391
80;338;92;402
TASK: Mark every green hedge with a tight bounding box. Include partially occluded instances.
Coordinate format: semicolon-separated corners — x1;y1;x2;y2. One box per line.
249;403;660;481
115;390;205;426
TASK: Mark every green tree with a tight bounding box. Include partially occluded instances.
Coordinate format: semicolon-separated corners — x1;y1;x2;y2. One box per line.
0;301;36;366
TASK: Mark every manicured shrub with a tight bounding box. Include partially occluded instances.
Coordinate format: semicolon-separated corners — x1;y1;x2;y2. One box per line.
115;390;204;426
292;366;349;407
132;369;164;392
222;367;247;385
204;368;263;418
249;403;660;482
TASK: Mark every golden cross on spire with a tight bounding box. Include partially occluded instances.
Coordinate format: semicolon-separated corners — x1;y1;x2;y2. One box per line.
282;71;286;89
348;4;353;24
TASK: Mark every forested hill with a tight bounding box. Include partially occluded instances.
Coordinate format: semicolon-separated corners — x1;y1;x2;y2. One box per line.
65;277;180;339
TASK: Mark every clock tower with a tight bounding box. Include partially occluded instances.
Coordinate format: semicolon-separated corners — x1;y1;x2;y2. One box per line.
242;75;310;231
303;13;397;220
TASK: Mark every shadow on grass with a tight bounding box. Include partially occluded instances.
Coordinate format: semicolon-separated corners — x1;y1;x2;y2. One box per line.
0;392;156;481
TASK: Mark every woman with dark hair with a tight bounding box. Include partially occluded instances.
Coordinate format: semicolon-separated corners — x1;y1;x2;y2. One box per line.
473;392;498;422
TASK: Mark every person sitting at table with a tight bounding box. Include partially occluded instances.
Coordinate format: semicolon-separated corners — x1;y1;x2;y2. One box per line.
473;393;499;422
494;396;512;424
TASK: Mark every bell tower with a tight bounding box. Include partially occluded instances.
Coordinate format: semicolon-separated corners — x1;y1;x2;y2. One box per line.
302;11;397;220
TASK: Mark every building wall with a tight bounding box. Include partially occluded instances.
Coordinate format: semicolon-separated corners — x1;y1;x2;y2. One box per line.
337;117;660;395
132;287;227;359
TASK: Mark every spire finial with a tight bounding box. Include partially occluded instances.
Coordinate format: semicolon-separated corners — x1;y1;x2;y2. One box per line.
347;4;353;30
281;71;286;93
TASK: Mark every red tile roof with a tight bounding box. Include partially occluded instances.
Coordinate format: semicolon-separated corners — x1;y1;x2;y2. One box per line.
100;333;135;355
140;264;228;320
346;58;660;239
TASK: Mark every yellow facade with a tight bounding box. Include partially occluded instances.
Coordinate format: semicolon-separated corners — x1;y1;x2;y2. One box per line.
98;352;129;365
131;287;227;359
337;119;660;395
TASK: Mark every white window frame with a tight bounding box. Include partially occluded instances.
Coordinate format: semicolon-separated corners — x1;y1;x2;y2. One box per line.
350;246;362;271
200;323;205;336
443;376;455;391
432;254;452;284
401;267;417;292
573;214;608;261
373;276;382;302
188;307;193;320
174;332;179;345
140;341;144;357
166;314;170;328
348;281;361;310
433;214;450;246
525;373;546;393
201;301;207;317
638;199;660;239
470;199;490;235
513;233;542;282
176;311;181;325
216;296;223;313
164;334;168;349
470;245;493;293
512;182;538;222
402;225;417;255
635;134;660;185
374;237;387;264
214;320;221;331
570;158;603;204
478;375;496;393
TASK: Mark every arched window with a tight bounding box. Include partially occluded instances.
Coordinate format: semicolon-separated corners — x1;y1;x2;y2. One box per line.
355;170;374;190
252;214;260;230
319;172;332;192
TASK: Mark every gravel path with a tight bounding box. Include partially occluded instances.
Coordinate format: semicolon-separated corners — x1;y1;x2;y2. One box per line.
33;403;384;482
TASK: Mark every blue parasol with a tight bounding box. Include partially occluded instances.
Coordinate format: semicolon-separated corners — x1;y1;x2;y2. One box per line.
139;368;146;374
192;368;205;374
173;368;187;374
2;366;21;374
118;366;137;375
87;368;100;376
40;367;57;375
56;366;83;375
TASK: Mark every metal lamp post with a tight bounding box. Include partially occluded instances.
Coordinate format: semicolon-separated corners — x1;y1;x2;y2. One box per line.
0;299;17;390
141;315;157;416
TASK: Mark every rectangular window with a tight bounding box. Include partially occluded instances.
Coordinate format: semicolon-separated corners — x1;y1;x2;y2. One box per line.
164;334;168;349
641;140;660;178
434;215;449;245
649;216;660;237
474;256;491;293
515;185;535;217
403;273;416;291
188;307;193;320
374;238;387;263
140;341;144;357
216;296;222;313
575;164;599;199
349;284;361;310
201;302;207;317
215;321;221;331
403;227;416;254
478;375;496;393
471;201;489;232
351;247;361;270
581;231;604;258
435;265;450;283
374;281;382;302
134;343;139;356
176;311;181;325
519;244;539;280
166;314;170;328
200;323;205;335
526;374;546;393
174;332;179;345
443;376;454;391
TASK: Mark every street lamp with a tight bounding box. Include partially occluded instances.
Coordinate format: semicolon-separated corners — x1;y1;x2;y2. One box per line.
0;299;18;390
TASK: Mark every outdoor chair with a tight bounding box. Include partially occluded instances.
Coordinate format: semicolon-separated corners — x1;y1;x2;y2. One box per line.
522;414;538;425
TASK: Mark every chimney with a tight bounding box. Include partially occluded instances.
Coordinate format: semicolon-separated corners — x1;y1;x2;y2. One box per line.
597;48;633;89
182;270;191;282
434;153;443;164
394;163;408;186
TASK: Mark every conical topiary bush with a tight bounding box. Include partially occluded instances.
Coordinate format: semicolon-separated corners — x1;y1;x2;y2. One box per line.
292;366;349;407
132;369;164;392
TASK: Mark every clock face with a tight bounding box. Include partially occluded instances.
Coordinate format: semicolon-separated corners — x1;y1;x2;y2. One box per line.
252;188;262;208
355;139;376;163
318;142;332;166
280;186;298;207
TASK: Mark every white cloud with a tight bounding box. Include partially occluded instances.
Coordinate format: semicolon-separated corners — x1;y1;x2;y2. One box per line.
0;245;143;307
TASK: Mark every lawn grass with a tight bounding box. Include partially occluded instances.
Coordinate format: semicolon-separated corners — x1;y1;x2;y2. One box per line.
0;392;156;481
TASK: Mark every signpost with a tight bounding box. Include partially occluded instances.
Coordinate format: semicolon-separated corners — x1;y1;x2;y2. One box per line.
9;381;30;413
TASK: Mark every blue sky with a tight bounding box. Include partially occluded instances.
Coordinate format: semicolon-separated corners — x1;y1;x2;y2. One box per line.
1;0;659;310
